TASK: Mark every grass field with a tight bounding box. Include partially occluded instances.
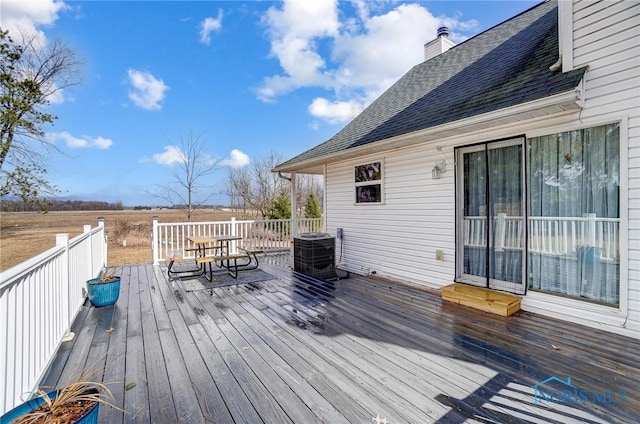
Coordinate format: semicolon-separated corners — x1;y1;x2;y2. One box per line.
0;209;241;272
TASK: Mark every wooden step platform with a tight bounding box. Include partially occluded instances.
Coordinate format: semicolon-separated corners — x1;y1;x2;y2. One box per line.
441;283;521;316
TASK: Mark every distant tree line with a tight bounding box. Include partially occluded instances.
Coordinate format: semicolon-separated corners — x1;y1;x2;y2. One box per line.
0;199;124;212
165;204;227;211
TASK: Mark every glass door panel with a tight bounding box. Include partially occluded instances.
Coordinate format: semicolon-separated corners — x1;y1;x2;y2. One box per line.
456;138;526;294
487;141;525;294
457;145;487;286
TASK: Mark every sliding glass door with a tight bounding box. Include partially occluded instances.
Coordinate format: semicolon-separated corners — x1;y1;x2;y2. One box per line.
456;138;526;294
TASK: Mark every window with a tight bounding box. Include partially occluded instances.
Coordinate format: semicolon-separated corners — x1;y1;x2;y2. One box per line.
527;123;620;305
355;161;383;204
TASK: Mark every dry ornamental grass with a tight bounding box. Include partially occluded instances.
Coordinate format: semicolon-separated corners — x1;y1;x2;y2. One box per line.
0;209;239;272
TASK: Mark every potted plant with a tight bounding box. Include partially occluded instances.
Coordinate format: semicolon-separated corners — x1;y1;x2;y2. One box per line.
86;268;121;307
576;243;601;264
1;369;121;423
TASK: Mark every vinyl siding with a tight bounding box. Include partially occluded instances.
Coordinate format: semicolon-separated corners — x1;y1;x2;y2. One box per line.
573;0;640;337
326;115;576;287
326;143;456;288
322;0;639;339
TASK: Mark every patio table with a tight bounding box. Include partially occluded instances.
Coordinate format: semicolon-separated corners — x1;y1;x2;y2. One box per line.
187;235;252;279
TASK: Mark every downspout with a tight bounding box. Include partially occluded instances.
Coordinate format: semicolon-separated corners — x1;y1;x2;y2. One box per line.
277;171;291;182
549;53;562;72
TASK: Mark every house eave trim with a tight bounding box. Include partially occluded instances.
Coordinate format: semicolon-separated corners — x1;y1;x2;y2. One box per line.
274;89;582;173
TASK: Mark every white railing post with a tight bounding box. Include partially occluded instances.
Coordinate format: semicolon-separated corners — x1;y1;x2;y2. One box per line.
83;225;93;277
230;217;238;252
56;234;73;342
494;213;506;251
587;213;596;246
98;217;107;268
152;216;159;265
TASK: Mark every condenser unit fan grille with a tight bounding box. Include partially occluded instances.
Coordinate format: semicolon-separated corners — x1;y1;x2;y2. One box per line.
294;233;336;280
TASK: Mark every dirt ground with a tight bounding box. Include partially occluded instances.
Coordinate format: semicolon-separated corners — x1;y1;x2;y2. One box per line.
0;209;240;272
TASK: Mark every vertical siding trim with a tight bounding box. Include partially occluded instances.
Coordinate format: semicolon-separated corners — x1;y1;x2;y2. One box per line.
619;115;630;321
560;0;575;72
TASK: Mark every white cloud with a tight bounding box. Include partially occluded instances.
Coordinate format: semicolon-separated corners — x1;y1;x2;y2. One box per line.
48;131;113;149
199;9;223;45
45;84;65;104
92;136;113;149
308;98;363;124
220;149;250;169
258;0;479;124
332;4;441;98
127;69;169;110
257;0;339;101
0;0;67;42
1;1;73;104
152;145;185;166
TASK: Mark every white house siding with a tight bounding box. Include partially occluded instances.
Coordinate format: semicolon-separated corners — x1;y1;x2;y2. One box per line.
568;0;640;337
325;112;579;287
326;144;457;288
322;0;639;340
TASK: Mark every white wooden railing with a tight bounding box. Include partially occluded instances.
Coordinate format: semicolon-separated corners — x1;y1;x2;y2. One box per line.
152;217;324;264
0;220;107;415
464;213;620;260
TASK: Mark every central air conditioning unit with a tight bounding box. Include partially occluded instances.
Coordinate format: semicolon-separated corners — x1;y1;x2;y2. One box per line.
294;233;336;280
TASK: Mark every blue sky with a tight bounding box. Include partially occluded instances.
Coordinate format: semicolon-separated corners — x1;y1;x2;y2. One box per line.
1;0;539;207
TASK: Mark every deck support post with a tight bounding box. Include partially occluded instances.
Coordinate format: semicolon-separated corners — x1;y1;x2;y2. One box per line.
290;171;297;267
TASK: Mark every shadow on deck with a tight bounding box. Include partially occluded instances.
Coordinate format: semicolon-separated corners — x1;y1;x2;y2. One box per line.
41;254;639;423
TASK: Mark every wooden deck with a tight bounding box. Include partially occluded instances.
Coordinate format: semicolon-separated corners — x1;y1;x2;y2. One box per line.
41;255;639;423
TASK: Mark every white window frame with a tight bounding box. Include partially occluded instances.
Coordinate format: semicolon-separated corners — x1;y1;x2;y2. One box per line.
354;159;384;205
524;118;628;318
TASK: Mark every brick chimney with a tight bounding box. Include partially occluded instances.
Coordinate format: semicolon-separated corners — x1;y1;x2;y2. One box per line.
424;26;456;61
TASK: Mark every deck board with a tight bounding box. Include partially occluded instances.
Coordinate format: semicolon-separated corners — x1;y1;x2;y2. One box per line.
222;293;368;424
187;302;262;424
38;256;640;424
139;265;177;423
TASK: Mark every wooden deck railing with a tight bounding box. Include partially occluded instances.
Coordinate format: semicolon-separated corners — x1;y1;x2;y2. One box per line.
464;213;620;260
152;217;324;264
0;220;107;415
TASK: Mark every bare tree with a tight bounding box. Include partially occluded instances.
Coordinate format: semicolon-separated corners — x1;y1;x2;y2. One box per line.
294;174;324;216
152;132;220;221
225;151;325;218
0;29;83;204
225;165;251;216
225;151;287;218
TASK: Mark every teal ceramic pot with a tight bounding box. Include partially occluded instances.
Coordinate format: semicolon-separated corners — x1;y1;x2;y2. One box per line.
1;389;100;423
87;276;121;307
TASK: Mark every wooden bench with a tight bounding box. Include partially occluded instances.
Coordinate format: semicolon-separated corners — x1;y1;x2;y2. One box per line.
166;248;206;278
196;253;251;279
237;247;263;270
195;253;249;264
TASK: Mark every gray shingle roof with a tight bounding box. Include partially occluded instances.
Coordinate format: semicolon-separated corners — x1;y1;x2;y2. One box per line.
277;0;586;170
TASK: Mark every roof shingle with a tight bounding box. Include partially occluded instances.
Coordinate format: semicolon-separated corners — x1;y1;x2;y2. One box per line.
278;0;586;169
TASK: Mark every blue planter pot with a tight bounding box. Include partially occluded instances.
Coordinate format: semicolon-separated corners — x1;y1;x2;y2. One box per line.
576;246;601;264
1;389;100;423
87;277;121;307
